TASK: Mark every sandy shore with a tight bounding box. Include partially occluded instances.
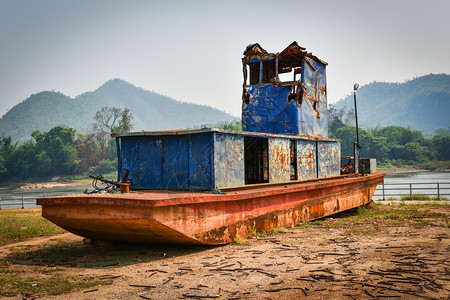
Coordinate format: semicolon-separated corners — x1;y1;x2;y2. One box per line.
378;168;450;174
18;181;89;190
378;168;429;174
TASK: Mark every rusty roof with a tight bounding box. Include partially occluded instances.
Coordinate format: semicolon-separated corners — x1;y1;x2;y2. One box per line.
244;41;328;66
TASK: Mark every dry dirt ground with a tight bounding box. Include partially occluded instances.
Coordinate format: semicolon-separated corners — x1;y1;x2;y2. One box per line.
1;204;449;300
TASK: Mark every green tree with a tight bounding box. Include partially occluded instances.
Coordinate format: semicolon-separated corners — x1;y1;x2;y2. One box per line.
32;126;80;176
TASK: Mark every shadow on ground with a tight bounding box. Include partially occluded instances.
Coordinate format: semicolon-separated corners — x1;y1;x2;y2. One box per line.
7;239;216;269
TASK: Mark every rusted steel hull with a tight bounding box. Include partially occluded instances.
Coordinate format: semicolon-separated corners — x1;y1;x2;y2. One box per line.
37;173;384;245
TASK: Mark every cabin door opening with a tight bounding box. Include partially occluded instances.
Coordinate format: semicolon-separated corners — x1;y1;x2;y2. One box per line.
290;140;298;180
244;137;269;184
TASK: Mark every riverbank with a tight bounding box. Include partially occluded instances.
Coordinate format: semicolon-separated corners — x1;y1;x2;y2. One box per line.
378;168;450;174
18;181;89;190
378;168;429;174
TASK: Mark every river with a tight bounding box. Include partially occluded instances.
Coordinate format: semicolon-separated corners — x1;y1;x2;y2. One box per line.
373;171;450;200
1;171;449;209
0;182;93;209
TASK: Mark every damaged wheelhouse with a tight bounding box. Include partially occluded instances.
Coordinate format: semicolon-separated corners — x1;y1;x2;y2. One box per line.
242;41;328;137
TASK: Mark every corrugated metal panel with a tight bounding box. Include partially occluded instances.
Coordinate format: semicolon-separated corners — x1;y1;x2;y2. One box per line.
120;136;163;189
297;140;317;181
189;133;214;190
214;133;245;188
163;135;190;189
269;138;290;183
120;134;215;190
317;140;341;178
299;56;328;137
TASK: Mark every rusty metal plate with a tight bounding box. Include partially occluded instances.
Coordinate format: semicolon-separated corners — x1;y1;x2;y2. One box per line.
214;133;245;189
297;140;317;181
269;138;290;183
317;140;341;178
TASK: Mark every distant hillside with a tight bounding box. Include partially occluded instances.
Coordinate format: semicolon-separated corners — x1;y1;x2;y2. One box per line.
0;79;236;142
332;74;450;134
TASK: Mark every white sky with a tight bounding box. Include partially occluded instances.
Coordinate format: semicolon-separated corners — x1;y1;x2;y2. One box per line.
0;0;449;118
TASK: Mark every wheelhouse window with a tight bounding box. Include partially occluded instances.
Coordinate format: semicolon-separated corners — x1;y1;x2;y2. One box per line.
262;59;276;83
248;62;260;85
244;57;303;86
244;137;269;184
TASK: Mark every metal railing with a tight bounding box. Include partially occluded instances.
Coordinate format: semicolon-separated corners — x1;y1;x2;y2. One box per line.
0;193;48;209
0;191;72;209
374;182;450;201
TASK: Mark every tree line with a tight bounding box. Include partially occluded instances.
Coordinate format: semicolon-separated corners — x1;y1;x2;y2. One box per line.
0;107;133;183
1;106;449;183
329;106;450;168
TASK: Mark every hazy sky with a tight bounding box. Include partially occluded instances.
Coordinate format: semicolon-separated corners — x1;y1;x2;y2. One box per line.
1;0;449;118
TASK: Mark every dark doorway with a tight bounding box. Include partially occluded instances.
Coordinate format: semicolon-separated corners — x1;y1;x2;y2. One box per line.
290;140;298;180
244;137;269;184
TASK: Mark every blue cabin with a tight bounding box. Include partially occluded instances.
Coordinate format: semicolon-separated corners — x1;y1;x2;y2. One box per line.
242;42;328;137
114;42;341;191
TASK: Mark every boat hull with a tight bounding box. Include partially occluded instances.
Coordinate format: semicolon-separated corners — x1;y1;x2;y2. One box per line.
37;173;384;245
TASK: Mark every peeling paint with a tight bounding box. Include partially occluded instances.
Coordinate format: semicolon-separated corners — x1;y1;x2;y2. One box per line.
317;141;341;178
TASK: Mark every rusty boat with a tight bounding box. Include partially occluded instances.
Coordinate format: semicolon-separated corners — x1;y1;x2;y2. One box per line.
37;42;385;245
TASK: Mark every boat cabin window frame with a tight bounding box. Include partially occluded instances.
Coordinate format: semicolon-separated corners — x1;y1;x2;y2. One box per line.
243;56;304;87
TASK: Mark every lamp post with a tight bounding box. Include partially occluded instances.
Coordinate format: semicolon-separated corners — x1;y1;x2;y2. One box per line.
353;83;360;149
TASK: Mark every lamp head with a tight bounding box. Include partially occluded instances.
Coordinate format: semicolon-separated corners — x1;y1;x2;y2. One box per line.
353;83;359;91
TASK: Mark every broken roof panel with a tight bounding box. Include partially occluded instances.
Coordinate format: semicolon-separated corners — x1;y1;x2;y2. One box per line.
243;43;268;56
243;41;328;66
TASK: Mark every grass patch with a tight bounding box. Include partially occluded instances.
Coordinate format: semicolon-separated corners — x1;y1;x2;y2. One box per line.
0;209;65;245
0;258;105;297
400;194;431;201
289;203;449;236
234;235;248;244
270;228;285;234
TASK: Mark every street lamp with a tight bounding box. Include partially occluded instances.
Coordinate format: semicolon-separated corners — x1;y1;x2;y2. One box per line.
353;83;360;149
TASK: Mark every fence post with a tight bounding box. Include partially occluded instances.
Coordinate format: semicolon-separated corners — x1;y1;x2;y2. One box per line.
437;183;440;200
21;194;24;209
409;184;413;200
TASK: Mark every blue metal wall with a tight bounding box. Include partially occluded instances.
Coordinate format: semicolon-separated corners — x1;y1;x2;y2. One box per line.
242;84;298;135
299;57;328;137
120;136;164;188
117;130;341;190
119;133;214;190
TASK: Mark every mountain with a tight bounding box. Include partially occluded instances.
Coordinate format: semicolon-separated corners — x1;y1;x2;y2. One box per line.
0;79;237;142
332;74;450;134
